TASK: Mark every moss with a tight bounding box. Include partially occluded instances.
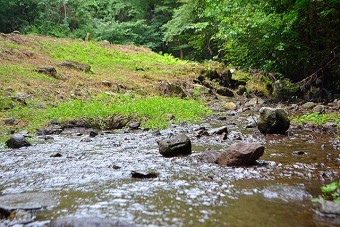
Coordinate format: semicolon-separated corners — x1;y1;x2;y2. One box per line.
246;75;273;97
273;79;301;101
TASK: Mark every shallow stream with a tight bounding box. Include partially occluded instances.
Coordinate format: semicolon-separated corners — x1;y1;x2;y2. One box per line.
0;112;339;226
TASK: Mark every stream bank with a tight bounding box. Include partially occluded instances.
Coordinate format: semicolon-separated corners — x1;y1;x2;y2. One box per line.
0;106;339;226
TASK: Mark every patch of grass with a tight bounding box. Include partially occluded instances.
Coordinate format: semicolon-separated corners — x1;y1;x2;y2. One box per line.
3;93;211;132
46;94;211;129
246;75;273;97
293;112;340;126
312;181;340;203
0;64;57;83
40;40;187;72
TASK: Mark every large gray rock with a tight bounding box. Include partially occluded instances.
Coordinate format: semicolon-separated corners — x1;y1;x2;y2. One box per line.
158;134;192;157
5;134;31;149
217;143;265;166
257;107;290;134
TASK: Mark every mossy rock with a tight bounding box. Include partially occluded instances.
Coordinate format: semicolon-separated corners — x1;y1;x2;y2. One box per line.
273;79;301;101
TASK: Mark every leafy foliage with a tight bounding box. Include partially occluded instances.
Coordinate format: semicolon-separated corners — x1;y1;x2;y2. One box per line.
0;0;339;91
293;112;340;127
312;182;340;203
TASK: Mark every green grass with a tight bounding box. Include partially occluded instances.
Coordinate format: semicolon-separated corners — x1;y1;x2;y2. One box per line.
3;93;211;132
293;112;340;126
40;40;187;73
0;64;57;83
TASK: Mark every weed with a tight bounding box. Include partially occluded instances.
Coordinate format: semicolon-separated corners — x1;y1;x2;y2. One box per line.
312;181;340;203
293;112;340;126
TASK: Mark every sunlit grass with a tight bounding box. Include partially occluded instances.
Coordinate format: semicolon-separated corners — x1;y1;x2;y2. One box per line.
292;112;340;126
4;93;211;132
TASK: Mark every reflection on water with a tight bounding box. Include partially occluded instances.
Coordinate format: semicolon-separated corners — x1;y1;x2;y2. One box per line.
0;113;339;226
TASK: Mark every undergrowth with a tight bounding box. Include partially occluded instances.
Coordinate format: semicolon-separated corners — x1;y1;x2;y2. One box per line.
293;112;340;127
1;94;211;137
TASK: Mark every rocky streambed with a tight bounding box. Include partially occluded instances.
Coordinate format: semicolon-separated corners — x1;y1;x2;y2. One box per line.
0;109;339;226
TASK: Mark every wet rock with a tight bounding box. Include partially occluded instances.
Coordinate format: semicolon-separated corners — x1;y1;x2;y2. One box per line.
109;165;121;170
262;185;311;202
158;134;192;157
36;66;57;77
5;134;31;149
199;150;221;163
89;130;98;137
313;104;325;113
3;118;19;125
196;128;209;138
257;107;290;135
58;60;91;72
129;121;140;130
40;124;63;135
131;171;159;179
316;200;340;216
50;153;62;158
246;116;257;128
208;126;228;135
152;130;161;136
216;88;234;97
302;102;316;109
224;102;237;110
158;81;188;98
217;143;265;166
0;192;57;211
50;217;132;227
292;151;306;156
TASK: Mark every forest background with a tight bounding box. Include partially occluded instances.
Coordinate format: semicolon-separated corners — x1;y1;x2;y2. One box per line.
0;0;339;94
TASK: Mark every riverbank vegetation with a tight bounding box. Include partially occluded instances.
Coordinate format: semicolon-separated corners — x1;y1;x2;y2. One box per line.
0;33;212;142
1;0;339;96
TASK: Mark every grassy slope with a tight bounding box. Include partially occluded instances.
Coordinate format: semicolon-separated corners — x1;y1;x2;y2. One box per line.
0;33;211;140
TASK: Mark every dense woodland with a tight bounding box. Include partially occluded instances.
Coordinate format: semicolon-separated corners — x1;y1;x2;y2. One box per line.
0;0;339;95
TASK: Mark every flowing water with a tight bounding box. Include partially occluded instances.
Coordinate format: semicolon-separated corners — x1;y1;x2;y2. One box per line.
0;112;339;226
